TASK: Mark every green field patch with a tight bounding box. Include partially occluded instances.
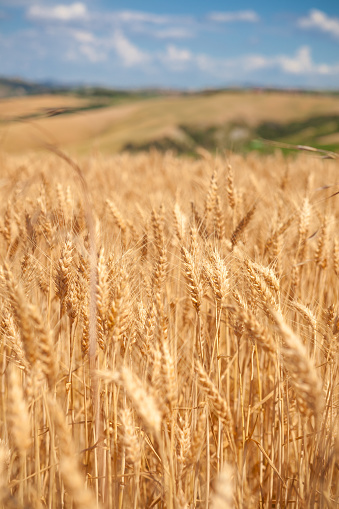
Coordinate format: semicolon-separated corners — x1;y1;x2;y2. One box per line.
123;114;339;156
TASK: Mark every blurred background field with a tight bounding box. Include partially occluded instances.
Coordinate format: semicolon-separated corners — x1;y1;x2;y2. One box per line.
1;79;339;156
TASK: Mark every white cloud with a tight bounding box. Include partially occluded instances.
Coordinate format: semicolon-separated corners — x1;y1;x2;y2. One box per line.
225;46;339;76
27;2;88;22
111;31;150;67
66;28;149;66
298;9;339;40
195;54;214;73
266;46;339;75
208;10;259;23
72;30;95;43
161;46;270;75
110;11;196;40
113;11;175;25
25;5;195;40
278;46;313;74
195;53;271;76
153;28;194;39
180;45;339;78
243;55;271;71
79;45;106;63
165;45;192;63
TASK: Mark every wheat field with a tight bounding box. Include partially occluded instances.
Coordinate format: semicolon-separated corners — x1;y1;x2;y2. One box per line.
0;148;338;508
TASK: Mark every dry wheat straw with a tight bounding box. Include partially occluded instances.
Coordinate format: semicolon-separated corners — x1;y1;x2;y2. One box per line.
120;407;141;468
181;246;203;313
195;360;232;426
55;237;74;308
0;441;11;506
226;164;236;210
244;258;280;312
272;311;324;418
204;248;228;308
210;462;234;509
7;368;31;454
47;397;99;509
97;366;162;436
231;203;256;247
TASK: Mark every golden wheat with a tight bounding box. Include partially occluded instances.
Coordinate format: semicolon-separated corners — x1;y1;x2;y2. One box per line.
0;150;338;508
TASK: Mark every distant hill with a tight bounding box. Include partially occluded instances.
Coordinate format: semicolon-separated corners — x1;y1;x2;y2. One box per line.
1;83;339;156
0;76;160;99
0;77;61;98
1;76;339;99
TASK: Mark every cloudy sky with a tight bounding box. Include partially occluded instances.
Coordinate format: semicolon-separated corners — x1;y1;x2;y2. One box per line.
0;0;339;89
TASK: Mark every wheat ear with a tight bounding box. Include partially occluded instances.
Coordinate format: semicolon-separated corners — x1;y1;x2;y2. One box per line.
272;311;324;419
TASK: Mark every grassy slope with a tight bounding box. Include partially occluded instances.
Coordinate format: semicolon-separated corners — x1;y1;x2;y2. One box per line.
0;94;94;120
1;91;339;154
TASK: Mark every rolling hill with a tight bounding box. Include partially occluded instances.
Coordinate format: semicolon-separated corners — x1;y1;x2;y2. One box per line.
1;87;339;155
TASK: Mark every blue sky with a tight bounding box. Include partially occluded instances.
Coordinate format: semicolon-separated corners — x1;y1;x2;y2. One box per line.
0;1;339;89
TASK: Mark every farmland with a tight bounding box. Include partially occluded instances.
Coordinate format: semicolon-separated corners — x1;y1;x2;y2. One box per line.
0;86;339;508
1;89;339;155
